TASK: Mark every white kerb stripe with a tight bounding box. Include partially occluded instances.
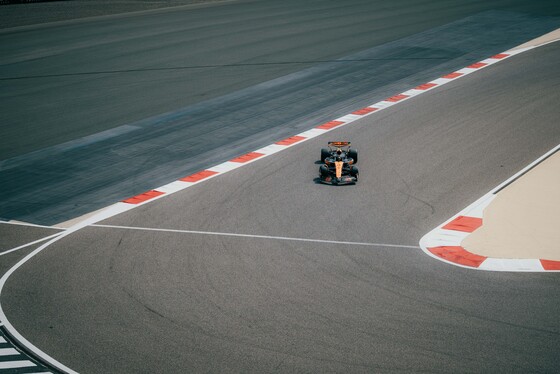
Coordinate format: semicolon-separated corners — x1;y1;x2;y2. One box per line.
478;258;545;272
254;144;285;155
298;128;328;138
157;180;190;194
208;161;242;173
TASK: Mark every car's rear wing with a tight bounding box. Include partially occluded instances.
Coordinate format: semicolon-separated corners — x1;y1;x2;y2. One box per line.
328;141;351;147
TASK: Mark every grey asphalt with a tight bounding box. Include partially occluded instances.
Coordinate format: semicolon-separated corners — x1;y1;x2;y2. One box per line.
1;1;560;225
0;223;60;252
3;42;560;373
0;223;61;276
0;0;228;29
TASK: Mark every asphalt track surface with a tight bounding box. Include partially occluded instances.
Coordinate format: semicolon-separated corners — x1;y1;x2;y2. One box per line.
3;41;560;373
0;0;560;373
2;1;560;225
0;0;228;29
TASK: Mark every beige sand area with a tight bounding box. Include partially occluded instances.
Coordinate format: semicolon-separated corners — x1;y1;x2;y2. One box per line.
462;30;560;261
512;28;560;50
463;150;560;260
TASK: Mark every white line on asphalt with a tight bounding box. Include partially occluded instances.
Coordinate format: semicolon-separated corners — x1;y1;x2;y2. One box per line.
91;224;420;249
0;231;79;374
0;359;36;369
0;220;60;230
0;233;65;257
0;347;19;356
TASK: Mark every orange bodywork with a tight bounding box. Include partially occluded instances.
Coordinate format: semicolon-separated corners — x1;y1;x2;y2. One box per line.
334;161;343;178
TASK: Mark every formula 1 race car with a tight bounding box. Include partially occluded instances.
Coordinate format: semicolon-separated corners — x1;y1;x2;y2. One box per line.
318;141;359;185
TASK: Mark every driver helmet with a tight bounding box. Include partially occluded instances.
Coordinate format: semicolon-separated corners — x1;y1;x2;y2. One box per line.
336;148;342;155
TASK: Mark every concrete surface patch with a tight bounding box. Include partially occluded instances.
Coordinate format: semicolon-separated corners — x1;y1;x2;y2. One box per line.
463;150;560;260
513;27;560;50
420;144;560;271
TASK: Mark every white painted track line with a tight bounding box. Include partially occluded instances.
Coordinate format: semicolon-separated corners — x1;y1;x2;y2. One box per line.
92;224;420;249
0;221;59;230
0;233;64;257
0;359;36;369
0;347;19;356
0;231;80;374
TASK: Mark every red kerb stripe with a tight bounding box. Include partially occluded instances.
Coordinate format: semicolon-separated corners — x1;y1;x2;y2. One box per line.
385;94;409;102
414;82;438;90
491;53;509;59
442;216;483;233
230;152;265;163
468;62;487;69
352;107;378;115
122;190;164;204
442;72;463;79
275;135;306;146
428;246;487;268
180;170;219;182
316;121;345;130
540;259;560;270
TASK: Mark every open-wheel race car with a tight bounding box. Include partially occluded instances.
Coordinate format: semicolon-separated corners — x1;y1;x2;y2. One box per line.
318;141;358;185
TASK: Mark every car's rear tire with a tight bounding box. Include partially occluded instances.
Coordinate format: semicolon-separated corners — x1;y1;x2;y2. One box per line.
321;148;330;162
348;149;358;164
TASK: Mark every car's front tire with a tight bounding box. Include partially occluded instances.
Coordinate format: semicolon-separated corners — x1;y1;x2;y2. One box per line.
321;148;330;162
